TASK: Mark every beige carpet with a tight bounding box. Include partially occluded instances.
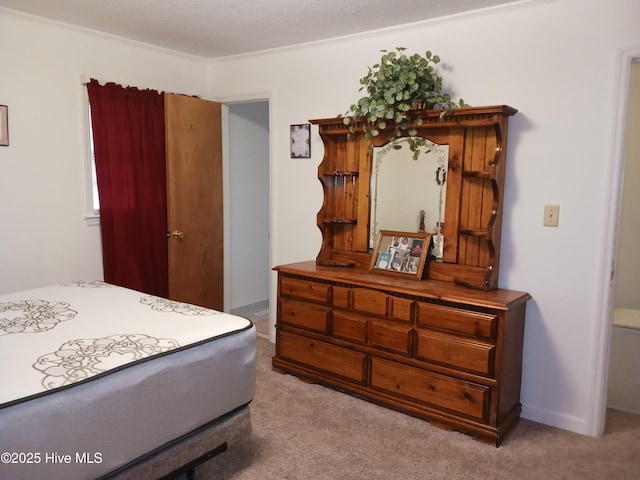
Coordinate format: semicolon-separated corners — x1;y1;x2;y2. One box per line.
193;337;640;480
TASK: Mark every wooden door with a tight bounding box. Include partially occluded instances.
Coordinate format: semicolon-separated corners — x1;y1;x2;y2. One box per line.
165;94;223;310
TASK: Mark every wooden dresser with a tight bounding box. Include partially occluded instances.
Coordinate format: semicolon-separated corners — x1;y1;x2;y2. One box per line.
273;261;530;446
272;106;530;445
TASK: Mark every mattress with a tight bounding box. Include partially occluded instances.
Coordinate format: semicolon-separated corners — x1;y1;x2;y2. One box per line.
0;281;256;480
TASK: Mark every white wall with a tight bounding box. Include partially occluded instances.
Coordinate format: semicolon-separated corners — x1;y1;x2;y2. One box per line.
227;102;270;310
0;9;211;294
2;0;640;438
208;0;640;436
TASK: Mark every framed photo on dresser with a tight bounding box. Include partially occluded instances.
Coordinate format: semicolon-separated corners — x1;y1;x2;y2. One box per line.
369;230;431;279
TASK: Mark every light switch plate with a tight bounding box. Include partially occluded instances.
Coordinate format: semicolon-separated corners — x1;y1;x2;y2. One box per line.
544;205;560;227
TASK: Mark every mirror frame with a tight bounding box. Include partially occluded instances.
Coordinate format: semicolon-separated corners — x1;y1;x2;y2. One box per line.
311;105;517;290
369;138;449;254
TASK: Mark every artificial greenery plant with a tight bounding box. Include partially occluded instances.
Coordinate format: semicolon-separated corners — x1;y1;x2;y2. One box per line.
343;47;468;159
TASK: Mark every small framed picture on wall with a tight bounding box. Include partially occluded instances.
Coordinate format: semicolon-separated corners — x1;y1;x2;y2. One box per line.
290;123;310;158
0;105;8;146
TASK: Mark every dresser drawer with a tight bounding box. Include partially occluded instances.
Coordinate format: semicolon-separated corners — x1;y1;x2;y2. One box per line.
278;331;367;384
370;357;489;421
352;288;388;317
333;311;367;344
390;297;413;322
369;320;413;356
332;286;351;309
415;302;496;340
280;276;331;304
416;330;495;377
279;298;330;333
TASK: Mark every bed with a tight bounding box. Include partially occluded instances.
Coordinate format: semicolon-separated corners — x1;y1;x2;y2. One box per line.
0;281;256;480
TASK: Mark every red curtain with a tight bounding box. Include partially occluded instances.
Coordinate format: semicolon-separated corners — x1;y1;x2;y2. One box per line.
87;79;168;297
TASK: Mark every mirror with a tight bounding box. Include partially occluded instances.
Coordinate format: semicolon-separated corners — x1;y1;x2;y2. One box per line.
370;138;448;259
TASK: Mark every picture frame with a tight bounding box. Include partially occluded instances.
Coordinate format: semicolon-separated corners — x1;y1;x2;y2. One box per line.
369;230;432;279
0;105;8;147
290;123;310;158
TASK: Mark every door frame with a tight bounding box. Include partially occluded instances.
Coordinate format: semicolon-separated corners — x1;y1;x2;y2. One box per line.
219;93;274;341
591;46;640;436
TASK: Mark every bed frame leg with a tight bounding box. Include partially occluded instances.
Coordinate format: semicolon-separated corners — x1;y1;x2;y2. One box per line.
158;442;228;480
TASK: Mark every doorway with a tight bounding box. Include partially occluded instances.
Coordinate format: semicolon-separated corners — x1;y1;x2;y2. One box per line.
224;101;271;338
607;60;640;414
596;51;640;436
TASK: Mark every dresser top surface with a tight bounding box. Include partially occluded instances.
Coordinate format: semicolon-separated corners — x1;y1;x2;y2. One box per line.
275;261;531;310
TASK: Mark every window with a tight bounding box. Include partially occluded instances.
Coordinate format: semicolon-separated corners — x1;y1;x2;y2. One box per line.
89;112;100;215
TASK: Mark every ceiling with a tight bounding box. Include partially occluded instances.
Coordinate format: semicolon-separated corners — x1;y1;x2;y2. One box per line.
0;0;518;59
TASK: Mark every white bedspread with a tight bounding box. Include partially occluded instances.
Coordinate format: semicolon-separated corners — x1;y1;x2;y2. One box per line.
0;281;253;407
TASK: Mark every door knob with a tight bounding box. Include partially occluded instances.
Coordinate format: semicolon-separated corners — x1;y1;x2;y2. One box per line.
172;230;184;239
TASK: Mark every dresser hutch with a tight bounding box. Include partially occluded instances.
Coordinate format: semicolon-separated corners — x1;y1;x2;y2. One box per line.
272;105;530;446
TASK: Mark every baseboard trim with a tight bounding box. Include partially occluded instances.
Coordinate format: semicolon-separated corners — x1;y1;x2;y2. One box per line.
231;299;269;317
521;404;590;436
